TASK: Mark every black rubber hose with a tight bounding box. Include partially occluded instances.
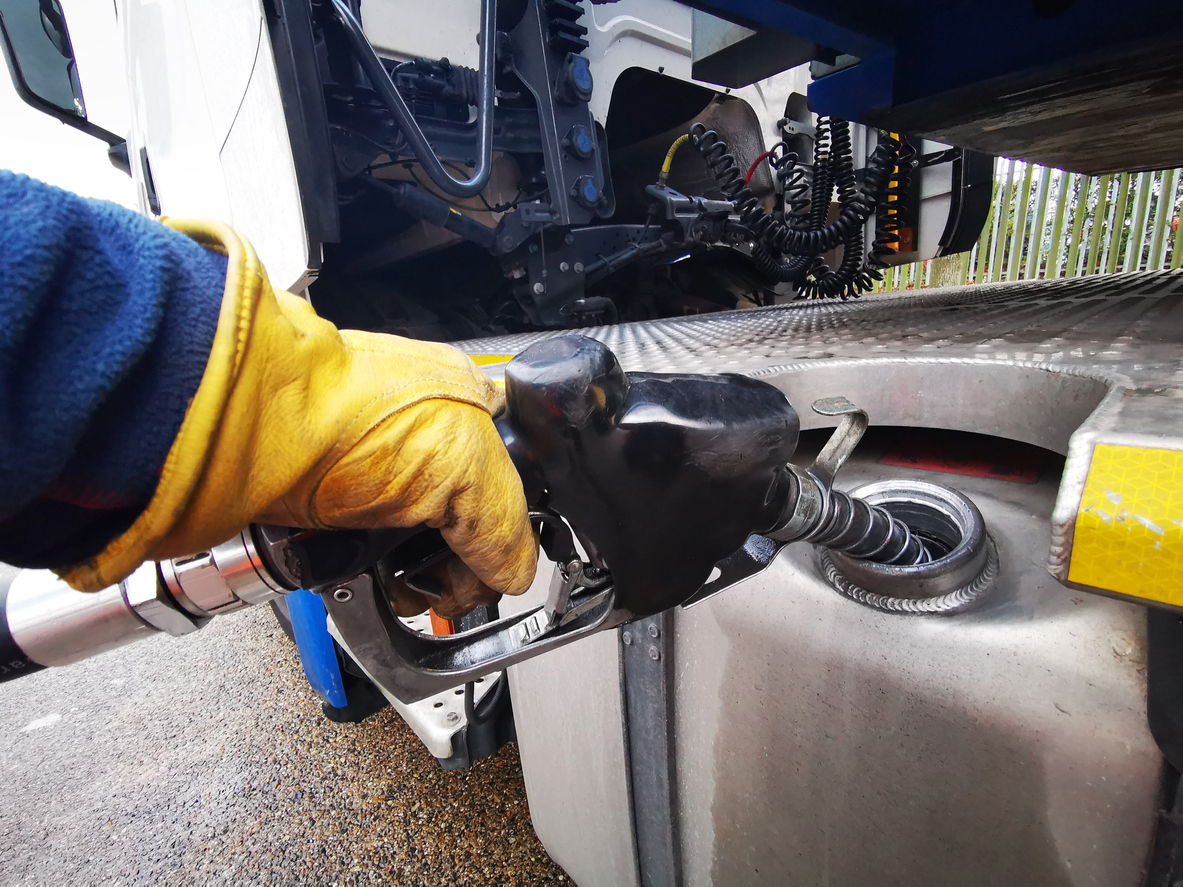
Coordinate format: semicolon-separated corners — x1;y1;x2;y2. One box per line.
363;177;496;250
797;120;873;300
750;142;817;283
808;116;833;231
464;674;507;727
0;575;44;684
771;142;810;227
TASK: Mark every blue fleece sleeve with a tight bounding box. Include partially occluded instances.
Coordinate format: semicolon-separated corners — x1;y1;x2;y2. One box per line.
0;170;224;569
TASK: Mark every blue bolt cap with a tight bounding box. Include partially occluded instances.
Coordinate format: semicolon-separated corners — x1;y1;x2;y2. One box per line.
573;57;592;91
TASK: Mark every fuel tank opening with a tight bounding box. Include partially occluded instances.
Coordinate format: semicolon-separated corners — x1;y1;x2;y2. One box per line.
817;479;999;616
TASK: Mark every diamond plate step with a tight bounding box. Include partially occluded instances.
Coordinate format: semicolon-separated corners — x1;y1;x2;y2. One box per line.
457;270;1183;611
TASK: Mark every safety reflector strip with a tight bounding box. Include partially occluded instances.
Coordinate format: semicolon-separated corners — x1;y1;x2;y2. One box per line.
1069;443;1183;607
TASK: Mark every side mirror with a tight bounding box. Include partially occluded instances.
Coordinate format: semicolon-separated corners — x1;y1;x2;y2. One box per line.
0;0;125;151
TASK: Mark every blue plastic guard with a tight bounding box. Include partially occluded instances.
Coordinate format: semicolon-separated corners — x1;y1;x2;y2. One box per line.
286;589;348;708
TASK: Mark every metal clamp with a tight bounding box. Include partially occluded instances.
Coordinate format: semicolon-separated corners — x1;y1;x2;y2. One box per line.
777;117;816;139
519;558;613;644
121;562;201;636
159;531;287;618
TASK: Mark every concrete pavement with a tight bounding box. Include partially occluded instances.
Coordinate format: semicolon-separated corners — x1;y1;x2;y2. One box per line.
0;604;569;885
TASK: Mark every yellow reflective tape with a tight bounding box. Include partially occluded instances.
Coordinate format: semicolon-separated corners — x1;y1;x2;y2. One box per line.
1069;444;1183;605
470;354;514;367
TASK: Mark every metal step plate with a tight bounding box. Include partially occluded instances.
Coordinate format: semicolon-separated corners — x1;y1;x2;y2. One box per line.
458;270;1183;611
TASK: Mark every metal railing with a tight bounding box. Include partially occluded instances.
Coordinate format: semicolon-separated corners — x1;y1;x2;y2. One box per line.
875;160;1183;291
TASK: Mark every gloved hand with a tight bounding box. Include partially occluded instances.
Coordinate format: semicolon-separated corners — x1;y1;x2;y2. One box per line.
62;220;537;616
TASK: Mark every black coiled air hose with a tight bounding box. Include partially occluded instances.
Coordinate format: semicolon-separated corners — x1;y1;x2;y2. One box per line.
773;141;811;225
768;131;890;256
741;118;870;296
864;134;918;279
749;243;815;283
689;119;908;298
798;120;872;300
748;141;817;283
691;122;778;243
807;116;833;232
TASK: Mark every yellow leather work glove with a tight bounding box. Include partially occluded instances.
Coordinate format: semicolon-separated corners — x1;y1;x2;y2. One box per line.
61;220;537;616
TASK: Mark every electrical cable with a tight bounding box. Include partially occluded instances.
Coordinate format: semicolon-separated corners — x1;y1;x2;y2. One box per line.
362;175;496;249
374;161;546;214
464;674;507;728
744;150;772;186
797;119;873;299
690;116;900;256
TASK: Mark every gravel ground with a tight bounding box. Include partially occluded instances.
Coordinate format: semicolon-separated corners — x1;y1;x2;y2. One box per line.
0;605;570;885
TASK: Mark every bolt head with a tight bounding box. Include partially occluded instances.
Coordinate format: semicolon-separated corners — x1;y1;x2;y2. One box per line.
622;631;632;646
532;282;545;295
444;711;461;725
648;646;661;661
564;233;575;245
559;261;570;272
573;262;584;273
332;587;354;603
529;243;539;254
647;623;659;638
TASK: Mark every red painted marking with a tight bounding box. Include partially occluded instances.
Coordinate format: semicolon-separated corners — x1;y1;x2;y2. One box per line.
878;433;1049;484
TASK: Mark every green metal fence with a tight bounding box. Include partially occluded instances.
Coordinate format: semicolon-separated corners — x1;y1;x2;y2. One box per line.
876;160;1183;291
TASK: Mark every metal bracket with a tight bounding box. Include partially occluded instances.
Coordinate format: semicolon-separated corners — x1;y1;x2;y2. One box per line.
493;202;553;254
520;558;613;644
621;611;682;887
778;117;816;139
507;0;602;227
809;396;869;486
767;396;870;545
680;534;785;610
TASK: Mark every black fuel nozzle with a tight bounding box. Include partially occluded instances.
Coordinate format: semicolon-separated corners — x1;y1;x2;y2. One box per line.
499;335;800;617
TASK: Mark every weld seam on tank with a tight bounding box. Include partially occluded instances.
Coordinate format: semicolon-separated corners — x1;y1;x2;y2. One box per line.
819;542;1000;615
817;479;1000;616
